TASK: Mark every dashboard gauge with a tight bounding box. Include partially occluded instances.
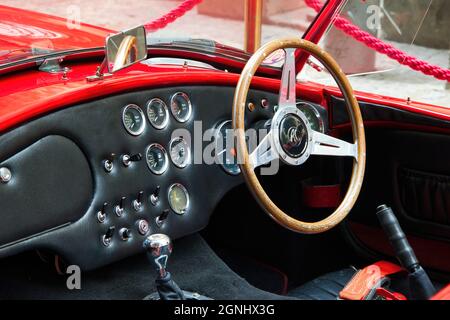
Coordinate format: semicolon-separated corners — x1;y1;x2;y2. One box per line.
215;120;240;175
296;102;325;133
170;92;192;123
145;144;168;175
122;104;146;136
168;183;189;215
146;98;169;129
169;137;191;168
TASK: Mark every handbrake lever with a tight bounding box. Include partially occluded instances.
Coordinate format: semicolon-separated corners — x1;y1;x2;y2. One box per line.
376;204;436;300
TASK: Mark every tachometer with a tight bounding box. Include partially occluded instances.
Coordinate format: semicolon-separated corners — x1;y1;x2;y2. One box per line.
296;102;325;133
215;120;240;175
169;137;190;168
122;104;145;136
146;143;168;175
168;183;189;215
170;92;192;123
146;98;169;129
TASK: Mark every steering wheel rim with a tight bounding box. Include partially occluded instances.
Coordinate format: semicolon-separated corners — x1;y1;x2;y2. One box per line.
232;38;366;234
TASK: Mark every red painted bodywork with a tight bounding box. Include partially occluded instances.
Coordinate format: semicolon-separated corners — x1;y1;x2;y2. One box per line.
0;5;111;61
432;285;450;300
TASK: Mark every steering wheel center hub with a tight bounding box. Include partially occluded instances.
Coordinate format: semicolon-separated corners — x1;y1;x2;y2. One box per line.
279;114;308;158
271;106;312;166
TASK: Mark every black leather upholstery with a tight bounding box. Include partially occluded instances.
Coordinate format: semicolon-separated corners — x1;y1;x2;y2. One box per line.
288;268;356;300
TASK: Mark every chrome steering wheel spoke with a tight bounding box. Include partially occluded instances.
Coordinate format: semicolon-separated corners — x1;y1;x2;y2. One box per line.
278;48;297;109
249;130;278;169
311;130;358;160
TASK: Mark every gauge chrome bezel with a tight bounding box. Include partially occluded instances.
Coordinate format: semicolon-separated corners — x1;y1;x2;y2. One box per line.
168;183;190;215
214;120;241;176
122;104;146;136
296;102;325;133
146;98;169;130
145;143;169;175
169;137;191;169
170;92;192;123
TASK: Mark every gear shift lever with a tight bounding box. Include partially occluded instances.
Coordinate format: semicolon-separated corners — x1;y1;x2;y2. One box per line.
143;234;172;278
143;234;185;300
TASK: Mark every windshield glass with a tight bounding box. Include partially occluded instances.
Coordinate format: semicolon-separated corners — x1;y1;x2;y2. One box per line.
0;0;320;67
301;0;449;107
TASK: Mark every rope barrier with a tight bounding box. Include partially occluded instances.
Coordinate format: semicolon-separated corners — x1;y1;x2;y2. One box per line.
142;0;449;81
144;0;203;32
305;0;450;81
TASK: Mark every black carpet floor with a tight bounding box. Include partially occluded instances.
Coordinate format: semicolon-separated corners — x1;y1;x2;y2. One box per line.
0;234;294;300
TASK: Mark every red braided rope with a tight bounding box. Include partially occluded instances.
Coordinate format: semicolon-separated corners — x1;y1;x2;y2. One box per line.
305;0;450;82
144;0;204;32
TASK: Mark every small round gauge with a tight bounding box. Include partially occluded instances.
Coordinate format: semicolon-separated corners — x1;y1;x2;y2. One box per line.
169;137;191;168
215;120;240;175
146;98;169;129
145;144;168;175
122;104;146;136
297;103;325;133
170;92;192;123
168;183;189;215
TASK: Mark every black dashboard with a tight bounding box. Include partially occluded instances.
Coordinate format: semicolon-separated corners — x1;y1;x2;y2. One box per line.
0;86;327;270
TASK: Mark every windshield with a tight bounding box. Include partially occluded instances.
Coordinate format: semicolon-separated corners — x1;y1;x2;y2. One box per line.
301;0;449;107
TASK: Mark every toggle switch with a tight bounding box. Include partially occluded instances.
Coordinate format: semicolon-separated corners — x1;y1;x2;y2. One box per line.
155;209;170;228
115;197;126;217
122;153;143;167
133;191;144;211
97;202;108;223
102;226;115;247
150;186;161;206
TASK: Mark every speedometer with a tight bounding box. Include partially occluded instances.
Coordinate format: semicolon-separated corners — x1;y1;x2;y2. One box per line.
296;102;325;133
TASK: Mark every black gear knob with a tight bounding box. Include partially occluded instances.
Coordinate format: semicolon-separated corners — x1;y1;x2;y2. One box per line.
143;234;172;278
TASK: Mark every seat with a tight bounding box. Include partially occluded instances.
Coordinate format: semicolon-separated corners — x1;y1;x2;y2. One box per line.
288;268;356;300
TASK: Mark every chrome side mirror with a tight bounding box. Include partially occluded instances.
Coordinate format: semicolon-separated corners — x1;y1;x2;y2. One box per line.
105;26;147;73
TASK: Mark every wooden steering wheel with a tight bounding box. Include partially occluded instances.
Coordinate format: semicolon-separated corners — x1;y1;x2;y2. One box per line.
232;38;366;234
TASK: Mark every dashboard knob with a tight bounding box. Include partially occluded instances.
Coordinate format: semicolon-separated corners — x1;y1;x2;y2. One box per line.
119;228;131;241
0;167;12;183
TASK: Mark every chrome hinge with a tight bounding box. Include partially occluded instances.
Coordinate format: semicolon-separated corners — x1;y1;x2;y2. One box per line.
39;57;71;75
